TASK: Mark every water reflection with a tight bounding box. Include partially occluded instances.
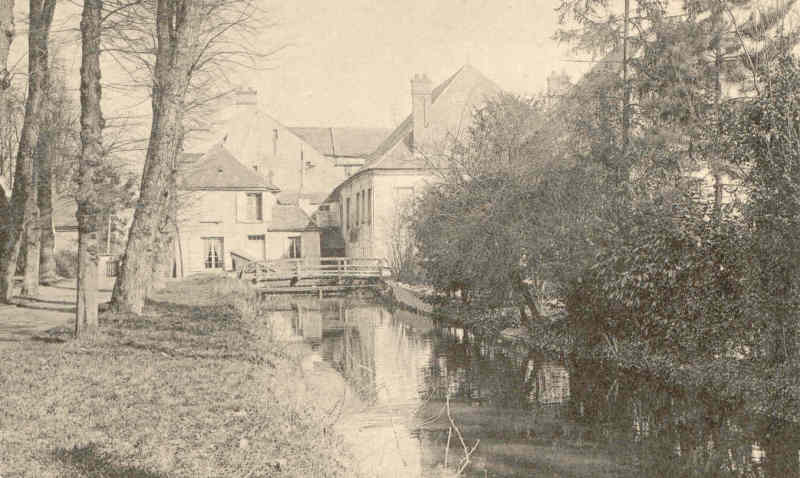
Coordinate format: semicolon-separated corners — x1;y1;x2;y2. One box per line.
266;300;800;478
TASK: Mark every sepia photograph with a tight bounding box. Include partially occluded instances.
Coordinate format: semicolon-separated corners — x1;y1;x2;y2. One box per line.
1;0;800;476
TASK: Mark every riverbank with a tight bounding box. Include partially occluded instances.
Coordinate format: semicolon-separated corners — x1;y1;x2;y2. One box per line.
0;275;359;477
418;292;800;425
500;317;800;424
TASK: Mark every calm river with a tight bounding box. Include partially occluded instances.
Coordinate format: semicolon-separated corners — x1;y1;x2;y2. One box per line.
266;298;800;477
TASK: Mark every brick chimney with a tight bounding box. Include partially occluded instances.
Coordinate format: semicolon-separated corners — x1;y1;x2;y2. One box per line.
410;74;433;151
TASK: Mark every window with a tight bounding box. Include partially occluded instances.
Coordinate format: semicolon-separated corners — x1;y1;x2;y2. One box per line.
346;197;351;230
244;192;263;221
247;234;265;260
366;188;371;224
106;259;118;277
287;236;302;259
356;192;361;226
199;192;222;223
203;237;224;269
318;204;330;211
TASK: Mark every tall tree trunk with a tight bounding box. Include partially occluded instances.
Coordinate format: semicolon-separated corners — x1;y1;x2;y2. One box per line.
21;67;51;297
0;0;13;200
711;2;724;223
112;0;198;314
0;0;56;303
510;268;542;328
21;204;40;295
38;129;57;284
75;0;103;337
150;174;177;293
0;0;13;90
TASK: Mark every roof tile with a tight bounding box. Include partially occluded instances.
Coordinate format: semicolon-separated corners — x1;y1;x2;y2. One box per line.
289;127;390;158
268;204;318;231
180;145;278;191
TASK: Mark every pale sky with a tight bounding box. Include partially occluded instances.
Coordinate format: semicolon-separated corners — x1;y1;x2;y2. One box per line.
246;0;591;128
7;0;592;134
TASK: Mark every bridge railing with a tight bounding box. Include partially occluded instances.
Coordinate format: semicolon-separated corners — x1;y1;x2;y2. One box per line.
238;257;390;283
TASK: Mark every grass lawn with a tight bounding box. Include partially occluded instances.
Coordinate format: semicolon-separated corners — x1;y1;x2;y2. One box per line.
0;275;355;477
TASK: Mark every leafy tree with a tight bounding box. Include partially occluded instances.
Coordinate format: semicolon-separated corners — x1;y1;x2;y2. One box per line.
412;94;605;328
556;0;798;209
731;56;800;363
567;190;756;361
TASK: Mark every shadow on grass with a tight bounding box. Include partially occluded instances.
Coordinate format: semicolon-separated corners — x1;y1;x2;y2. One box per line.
13;303;77;313
46;284;114;293
104;299;241;335
114;337;273;366
31;334;69;343
14;297;74;306
54;444;167;478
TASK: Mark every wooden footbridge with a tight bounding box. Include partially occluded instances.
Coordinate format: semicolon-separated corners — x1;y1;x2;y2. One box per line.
238;257;391;295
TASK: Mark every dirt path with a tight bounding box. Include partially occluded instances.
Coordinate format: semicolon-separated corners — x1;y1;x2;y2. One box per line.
0;280;112;342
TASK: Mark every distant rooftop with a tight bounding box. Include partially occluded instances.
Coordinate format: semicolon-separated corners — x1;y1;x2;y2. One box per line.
180;145;279;191
289;127;391;158
268;204;318;231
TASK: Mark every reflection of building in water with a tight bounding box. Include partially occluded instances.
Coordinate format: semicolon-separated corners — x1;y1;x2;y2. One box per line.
324;303;433;477
268;308;301;342
751;442;764;464
295;305;323;348
537;363;570;405
267;305;323;347
631;399;651;441
524;360;570;406
321;303;377;401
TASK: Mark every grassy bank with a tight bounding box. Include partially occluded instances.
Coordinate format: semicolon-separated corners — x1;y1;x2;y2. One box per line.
0;275;356;477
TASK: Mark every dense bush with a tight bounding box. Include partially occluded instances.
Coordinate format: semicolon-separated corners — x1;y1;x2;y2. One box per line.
566;192;759;361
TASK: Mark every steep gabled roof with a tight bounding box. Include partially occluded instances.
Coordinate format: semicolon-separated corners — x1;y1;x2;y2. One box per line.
365;64;502;171
180;145;279;191
268;204;319;231
277;191;328;206
289;127;390;158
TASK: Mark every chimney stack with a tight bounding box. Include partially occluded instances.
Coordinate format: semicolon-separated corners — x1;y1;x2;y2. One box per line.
410;74;433;151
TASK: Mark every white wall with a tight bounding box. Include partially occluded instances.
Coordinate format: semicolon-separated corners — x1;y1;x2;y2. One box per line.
177;189;276;274
266;231;321;261
198;109;350;198
337;170;436;261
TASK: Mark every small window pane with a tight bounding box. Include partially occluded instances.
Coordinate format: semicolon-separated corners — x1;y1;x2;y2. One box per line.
203;237;224;269
245;193;262;221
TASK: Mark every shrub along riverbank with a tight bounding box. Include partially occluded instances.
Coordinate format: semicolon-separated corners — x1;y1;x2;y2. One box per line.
437;303;800;425
0;276;357;477
427;296;800;424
